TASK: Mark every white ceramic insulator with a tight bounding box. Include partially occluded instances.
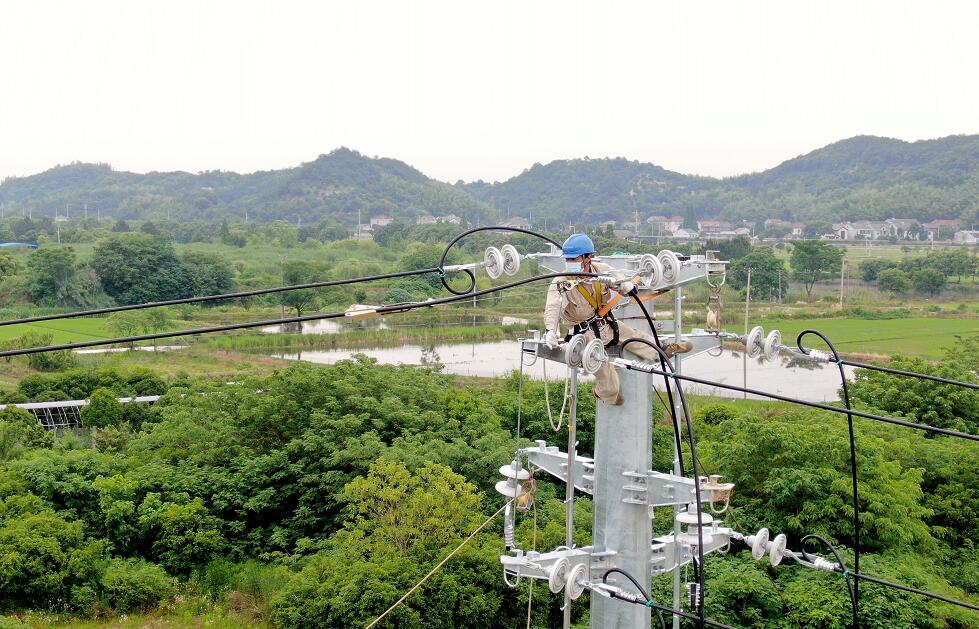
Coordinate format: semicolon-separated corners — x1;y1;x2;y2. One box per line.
763;329;782;361
500;244;520;276
638;254;662;289
750;528;769;560
745;325;765;358
566;334;587;368
548;558;570;594
581;338;607;375
499;463;531;480
484;247;503;280
566;563;588;600
770;533;787;566
657;250;681;284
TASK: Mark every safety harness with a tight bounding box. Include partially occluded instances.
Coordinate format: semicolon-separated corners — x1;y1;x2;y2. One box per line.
563;280;620;347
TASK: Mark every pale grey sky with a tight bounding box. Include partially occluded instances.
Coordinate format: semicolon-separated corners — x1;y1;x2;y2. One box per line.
1;0;977;183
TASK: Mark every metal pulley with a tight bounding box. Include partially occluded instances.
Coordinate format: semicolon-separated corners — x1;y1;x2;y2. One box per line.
500;244;521;276
657;250;681;284
745;325;765;358
637;253;662;289
484;247;504;279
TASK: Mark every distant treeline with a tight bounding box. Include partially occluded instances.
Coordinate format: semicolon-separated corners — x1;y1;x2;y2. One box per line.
3;135;979;230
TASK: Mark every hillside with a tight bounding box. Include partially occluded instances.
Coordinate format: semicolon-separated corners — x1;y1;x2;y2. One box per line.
467;135;979;227
3;136;978;228
0;148;493;226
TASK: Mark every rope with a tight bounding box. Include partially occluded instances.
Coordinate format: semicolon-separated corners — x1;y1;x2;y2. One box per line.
541;357;571;432
364;500;512;629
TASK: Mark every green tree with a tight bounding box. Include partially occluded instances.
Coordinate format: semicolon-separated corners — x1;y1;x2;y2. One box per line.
0;407;50;461
279;261;330;321
92;234;192;304
81;387;124;428
911;268;945;295
728;247;787;301
789;241;843;302
876;268;912;295
0;253;19;278
26;247;78;306
182;251;236;298
101;558;174;612
860;258;898;282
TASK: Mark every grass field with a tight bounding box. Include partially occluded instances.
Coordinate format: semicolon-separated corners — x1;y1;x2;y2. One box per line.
754;316;979;359
0;317;114;344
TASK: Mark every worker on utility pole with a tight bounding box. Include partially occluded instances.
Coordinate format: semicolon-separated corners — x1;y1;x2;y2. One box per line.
543;233;691;405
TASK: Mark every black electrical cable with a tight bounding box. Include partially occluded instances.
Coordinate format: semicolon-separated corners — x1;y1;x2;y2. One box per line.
614;364;979;443
645;603;738;629
436;225;561;295
630;291;687;478
619;336;706;628
798;330;860;629
0;267;445;328
794;334;979;391
629;289;685;472
601;567;668;629
800;534;979;614
800;534;857;625
0;271;600;358
847;572;979;613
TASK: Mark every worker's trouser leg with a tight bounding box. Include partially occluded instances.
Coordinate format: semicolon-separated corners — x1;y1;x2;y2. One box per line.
587;322;665;405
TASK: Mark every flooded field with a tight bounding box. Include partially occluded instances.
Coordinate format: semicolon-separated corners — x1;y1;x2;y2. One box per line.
276;340;854;402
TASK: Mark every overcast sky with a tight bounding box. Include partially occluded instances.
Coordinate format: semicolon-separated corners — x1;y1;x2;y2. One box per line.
1;0;977;184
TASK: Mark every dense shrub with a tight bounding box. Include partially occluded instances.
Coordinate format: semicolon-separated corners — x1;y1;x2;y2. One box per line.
101;558;174;612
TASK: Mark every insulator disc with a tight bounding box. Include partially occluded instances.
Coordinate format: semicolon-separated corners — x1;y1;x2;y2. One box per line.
566;563;588;600
657;250;681;284
581;338;607;375
548;558;570;594
566;334;587;368
763;329;782;361
751;528;769;561
500;244;521;276
745;325;765;358
484;247;503;279
770;533;787;566
638;254;662;289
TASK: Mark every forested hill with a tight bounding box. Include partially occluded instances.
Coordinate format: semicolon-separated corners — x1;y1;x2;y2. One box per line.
0;148;493;226
3;135;978;228
465;135;979;227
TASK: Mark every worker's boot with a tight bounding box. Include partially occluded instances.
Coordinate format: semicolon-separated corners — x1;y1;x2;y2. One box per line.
596;392;625;406
663;340;693;357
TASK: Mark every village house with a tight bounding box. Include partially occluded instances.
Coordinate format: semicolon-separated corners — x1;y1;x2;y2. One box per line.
696;219;732;234
953;230;979;244
369;214;394;227
921;219;960;240
647;215;683;234
416;214;438;225
500;216;531;229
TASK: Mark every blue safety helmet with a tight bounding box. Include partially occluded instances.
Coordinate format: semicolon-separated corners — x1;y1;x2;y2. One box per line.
562;233;597;258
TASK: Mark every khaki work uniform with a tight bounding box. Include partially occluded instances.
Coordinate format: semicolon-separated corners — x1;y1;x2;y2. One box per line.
543;260;664;404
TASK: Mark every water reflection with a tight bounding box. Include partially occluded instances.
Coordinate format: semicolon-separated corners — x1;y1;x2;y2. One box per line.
276;341;853;402
261;315;529;335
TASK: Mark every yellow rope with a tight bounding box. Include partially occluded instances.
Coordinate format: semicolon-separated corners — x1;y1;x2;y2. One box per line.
364;500;513;629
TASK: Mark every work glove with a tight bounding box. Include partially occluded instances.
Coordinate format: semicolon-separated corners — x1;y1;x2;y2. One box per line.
618;280;635;295
544;329;561;349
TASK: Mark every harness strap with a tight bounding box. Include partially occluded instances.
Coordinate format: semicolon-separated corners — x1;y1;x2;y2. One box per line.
575;281;604;310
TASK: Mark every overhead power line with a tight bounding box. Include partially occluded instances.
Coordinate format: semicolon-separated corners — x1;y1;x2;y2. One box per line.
0;267;446;328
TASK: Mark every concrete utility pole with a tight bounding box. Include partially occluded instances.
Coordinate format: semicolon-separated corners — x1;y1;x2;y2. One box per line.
744;268;751;400
839;258;846;309
499;250;736;629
